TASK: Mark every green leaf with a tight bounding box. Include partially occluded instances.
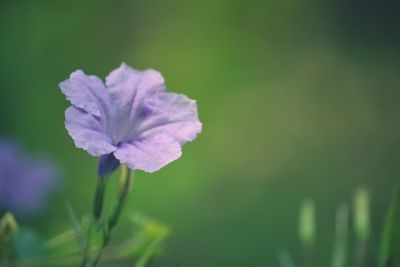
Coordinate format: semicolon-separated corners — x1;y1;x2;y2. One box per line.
131;214;170;267
96;212;171;265
86;220;105;253
379;186;400;267
133;235;166;267
66;202;86;254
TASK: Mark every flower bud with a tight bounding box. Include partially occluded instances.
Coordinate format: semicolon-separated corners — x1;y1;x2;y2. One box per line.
98;153;120;178
0;212;18;242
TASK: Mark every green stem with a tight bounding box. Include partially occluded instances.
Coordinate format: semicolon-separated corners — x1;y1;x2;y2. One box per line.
80;176;108;267
109;165;132;231
85;165;133;267
92;178;107;221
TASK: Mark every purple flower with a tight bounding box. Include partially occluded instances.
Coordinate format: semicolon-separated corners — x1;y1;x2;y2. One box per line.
0;138;59;217
60;63;202;174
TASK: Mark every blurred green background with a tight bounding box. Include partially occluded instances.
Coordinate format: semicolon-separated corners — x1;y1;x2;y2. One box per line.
0;0;399;266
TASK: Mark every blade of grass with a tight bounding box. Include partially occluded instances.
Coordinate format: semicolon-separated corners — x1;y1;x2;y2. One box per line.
379;186;400;267
298;198;316;267
331;204;349;267
353;189;370;267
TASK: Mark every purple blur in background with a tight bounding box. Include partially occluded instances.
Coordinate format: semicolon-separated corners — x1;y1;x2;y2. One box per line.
0;138;59;217
60;63;202;174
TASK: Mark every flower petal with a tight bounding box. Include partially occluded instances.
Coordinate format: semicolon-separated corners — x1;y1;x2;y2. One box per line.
136;92;202;144
113;134;182;173
105;63;166;142
65;106;116;156
60;70;111;117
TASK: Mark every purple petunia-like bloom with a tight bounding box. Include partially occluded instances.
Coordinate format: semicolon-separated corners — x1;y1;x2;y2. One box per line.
60;63;202;175
0;138;59;217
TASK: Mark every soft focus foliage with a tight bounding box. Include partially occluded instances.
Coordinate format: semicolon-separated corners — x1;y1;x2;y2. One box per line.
0;211;169;266
379;187;400;267
353;189;371;242
0;0;399;266
0;138;59;218
281;189;397;267
298;199;316;248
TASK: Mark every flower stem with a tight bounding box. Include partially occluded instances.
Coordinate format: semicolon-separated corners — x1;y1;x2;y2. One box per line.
97;166;132;264
109;165;132;232
82;165;133;267
92;178;107;221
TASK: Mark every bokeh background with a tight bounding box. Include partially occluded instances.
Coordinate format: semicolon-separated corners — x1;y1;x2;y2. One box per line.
0;0;399;266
